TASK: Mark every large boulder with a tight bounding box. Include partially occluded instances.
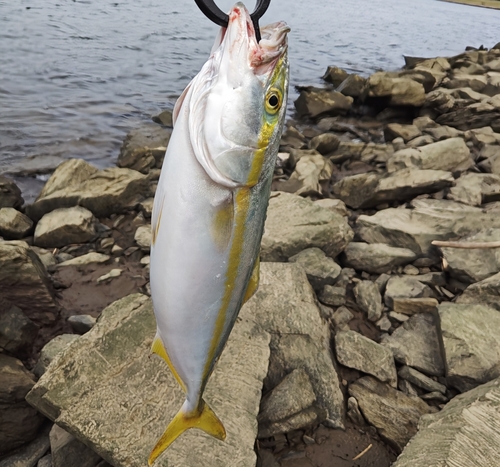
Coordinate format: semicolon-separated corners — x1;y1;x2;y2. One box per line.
0;175;23;209
294;87;353;119
0;208;33;240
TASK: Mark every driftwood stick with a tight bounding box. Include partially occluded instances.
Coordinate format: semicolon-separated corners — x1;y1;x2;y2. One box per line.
352;443;373;461
432;240;500;249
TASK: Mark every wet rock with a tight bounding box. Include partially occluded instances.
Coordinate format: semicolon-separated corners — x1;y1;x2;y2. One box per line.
33;334;79;378
0;175;23;209
0;423;51;467
384;123;421;143
322;66;349;86
34;207;97;249
336;74;366;98
365;72;426;106
393;377;500;467
0;241;58;326
384;276;433;308
318;285;346;307
349;376;432;452
261;192;353;261
134;225;151;251
50;424;101;467
448;173;500;206
285;153;333;197
0;208;33;240
0;305;38;358
335;331;397;386
457;271;500;310
0;355;44;455
67;315;96;335
118;123;171;173
294;87;353;119
308;133;340;155
151;109;173;127
353;280;383;322
27;165;148;221
439;302;500;392
288;247;341;290
343;242;417;274
387;138;472;173
398;366;446;394
56;252;110;268
392;297;439;315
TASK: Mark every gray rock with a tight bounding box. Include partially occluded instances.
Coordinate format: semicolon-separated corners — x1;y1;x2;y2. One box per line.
0;423;51;467
436;101;500;132
448;173;500;206
346;397;365;426
68;315;96;335
322;66;349;86
381;313;445;376
387;138;472;173
393;377;500;467
0;208;33;240
56;252;110;268
349;376;432;452
335;331;397;386
398;366;447;394
0;355;44;455
31;247;57;269
457;271;500;310
313;198;347;217
50;424;101;467
96;269;122;283
384;276;433;309
285;153;333;197
38;454;52;467
294;87;353;119
388;311;409;323
439;302;500;392
343;242;417;274
139;198;154;218
384;124;422;143
331;306;354;329
134;225;151;251
328;141;394;164
398;379;419;397
308;133;340;155
424;89;456;114
424;124;463;140
34;207;97;249
261;192;354;261
376;315;392;332
407;135;435;147
318;285;346;307
0;241;58;326
0;306;38;358
151;109;173;127
336;74;366;98
0;175;23;209
118;123;171;173
353;281;383;321
288;247;341;290
33;334;79;378
279;126;306;150
392;297;439;315
365;72;426;106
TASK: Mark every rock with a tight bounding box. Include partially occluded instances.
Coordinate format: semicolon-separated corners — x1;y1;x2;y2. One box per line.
34;207;97;249
384;276;433;308
329;141;394;164
387;138;472;173
151;109;173;127
444;73;488;92
67;315;96;335
384;124;422;143
32;247;57;269
258;369;322;438
118;123;171;173
308;133;340;155
0;241;58;325
424;90;456;114
403;264;419;275
313;198;347;217
288;248;341;290
261;192;353;261
279;126;306;150
0;423;51;467
56;252;110;268
27;166;148;222
322;66;349;86
335;331;397;386
331;306;354;329
343;242;417;274
284;153;333;197
349;376;432;452
346;397;365;426
318;285;346;307
333;169;454;209
393;377;500;467
139;198;154;218
388;311;409;323
398;366;447;394
436;101;500;131
406;134;435;148
0;208;33;240
457;271;500;310
50;424;101;467
336;74;366;98
365;72;426;106
392;297;439;315
448;173;500;206
438;302;500;392
33;334;79;378
294;87;353;119
424;124;463;140
376;315;392;332
0;175;23;209
134;225;151;251
96;269;122;283
38;454;52;467
353;281;383;322
0;306;38;358
0;355;44;454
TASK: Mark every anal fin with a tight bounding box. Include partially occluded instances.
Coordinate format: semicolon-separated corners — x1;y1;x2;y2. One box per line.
243;256;260;303
151;334;186;392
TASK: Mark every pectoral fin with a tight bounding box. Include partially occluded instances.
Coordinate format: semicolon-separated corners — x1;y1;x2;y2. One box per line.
243;256;260;303
151;334;186;393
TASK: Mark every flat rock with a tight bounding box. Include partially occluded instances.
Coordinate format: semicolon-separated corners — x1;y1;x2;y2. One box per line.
365;72;426;106
448;173;500;206
398;366;447;394
318;285;346;307
353;281;383;322
439;302;500;392
335;331;397;386
393;377;500;467
384;276;433;309
0;175;23;209
56;252;110;268
392;297;439;315
348;376;432;452
436;101;500;132
343;242;417;274
0;241;58;325
313;198;347;217
387;138;472;173
288;247;341;290
0;305;38;359
384;123;422;143
457;271;500;310
261;192;353;261
67;315;96;335
34;207;97;249
294;87;353;119
0;208;33;240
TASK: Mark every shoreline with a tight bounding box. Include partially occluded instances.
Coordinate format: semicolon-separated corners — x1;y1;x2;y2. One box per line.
440;0;500;10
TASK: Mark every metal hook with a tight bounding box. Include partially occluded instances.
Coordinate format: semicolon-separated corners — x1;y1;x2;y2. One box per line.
193;0;270;42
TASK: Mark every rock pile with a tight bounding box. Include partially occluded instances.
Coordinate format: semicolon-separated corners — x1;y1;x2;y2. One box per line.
2;44;500;467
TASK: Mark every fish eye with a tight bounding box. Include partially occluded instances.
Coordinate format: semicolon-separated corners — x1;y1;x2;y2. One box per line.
265;89;282;114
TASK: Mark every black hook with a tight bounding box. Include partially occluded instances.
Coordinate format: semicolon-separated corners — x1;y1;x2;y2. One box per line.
193;0;270;42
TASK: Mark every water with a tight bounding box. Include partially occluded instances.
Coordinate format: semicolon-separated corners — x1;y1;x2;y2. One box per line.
1;0;499;172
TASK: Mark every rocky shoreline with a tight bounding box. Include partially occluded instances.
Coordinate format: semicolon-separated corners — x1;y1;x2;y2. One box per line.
2;42;500;467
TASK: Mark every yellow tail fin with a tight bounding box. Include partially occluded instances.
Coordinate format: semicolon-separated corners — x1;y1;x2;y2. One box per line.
148;400;226;465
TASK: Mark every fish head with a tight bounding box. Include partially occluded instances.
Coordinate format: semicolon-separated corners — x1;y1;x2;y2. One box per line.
183;2;290;187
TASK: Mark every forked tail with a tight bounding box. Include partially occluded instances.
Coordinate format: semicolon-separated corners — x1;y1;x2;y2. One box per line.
148;399;226;465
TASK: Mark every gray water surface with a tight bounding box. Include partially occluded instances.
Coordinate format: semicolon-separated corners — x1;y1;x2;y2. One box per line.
1;0;499;171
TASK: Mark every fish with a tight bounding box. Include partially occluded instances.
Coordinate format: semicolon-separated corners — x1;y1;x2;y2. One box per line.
148;3;289;464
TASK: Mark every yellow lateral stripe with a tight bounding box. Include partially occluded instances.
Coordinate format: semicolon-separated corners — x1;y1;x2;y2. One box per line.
151;335;187;393
151;196;165;246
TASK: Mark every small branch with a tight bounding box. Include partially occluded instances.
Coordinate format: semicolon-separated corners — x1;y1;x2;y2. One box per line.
432;240;500;249
352;443;372;461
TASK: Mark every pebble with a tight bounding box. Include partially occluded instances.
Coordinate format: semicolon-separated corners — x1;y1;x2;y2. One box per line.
68;315;96;335
388;311;409;322
97;269;122;283
403;264;420;275
376;315;392;331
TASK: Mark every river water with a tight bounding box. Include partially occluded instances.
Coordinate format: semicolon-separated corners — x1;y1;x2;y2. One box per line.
1;0;499;173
